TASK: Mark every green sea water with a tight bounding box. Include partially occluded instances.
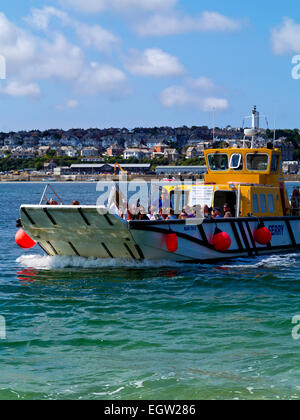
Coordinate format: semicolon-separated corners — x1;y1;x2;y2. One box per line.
1;182;300;400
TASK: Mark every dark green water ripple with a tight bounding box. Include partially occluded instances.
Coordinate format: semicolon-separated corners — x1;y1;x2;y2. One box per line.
1;183;300;400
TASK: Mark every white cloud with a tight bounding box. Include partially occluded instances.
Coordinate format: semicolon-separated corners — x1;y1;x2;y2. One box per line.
25;6;69;30
202;97;228;112
124;48;185;77
0;81;41;97
160;78;228;111
271;18;300;55
187;76;216;91
135;11;241;36
0;12;127;98
26;7;120;53
75;23;120;53
0;12;36;65
160;86;193;107
56;99;79;109
62;0;176;14
75;62;128;95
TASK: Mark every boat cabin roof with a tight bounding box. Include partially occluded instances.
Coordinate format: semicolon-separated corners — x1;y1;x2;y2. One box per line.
203;147;283;187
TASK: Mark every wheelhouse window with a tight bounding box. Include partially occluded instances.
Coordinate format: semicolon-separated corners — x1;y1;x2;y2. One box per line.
207;154;229;171
246;154;269;171
230;153;243;171
260;194;267;213
252;194;259;213
271;154;280;172
268;194;275;213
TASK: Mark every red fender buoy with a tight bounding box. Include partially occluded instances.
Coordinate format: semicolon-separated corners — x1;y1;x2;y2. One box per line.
212;229;231;252
166;233;178;253
254;227;272;245
15;229;36;249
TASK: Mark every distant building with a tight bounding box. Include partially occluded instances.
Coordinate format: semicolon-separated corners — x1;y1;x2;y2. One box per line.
123;148;151;160
81;147;100;157
57;146;78;158
274;139;295;161
155;166;207;175
164;148;179;162
152;143;169;154
106;144;124;157
282;161;299;174
70;163;151;175
38;146;51;157
81;157;104;163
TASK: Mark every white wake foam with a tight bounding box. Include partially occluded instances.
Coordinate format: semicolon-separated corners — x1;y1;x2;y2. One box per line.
16;254;184;270
222;253;300;269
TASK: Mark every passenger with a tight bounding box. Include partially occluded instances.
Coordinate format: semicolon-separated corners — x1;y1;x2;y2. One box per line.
185;206;195;218
203;205;211;219
132;206;149;221
223;203;233;218
166;209;178;220
159;208;168;220
150;212;164;221
212;207;222;219
192;205;202;218
147;206;156;220
179;209;188;220
49;199;58;205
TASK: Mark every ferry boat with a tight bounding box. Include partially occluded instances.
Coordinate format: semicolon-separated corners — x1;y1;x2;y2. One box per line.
16;108;300;263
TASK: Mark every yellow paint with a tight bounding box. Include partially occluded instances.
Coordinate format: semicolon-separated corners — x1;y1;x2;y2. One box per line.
163;147;291;217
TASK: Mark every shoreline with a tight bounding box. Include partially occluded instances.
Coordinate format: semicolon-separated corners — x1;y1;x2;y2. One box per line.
0;175;299;183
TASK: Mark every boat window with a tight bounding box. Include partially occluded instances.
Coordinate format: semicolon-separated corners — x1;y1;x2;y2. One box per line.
229;154;243;170
207;154;229;171
271;154;280;172
252;194;259;213
260;194;267;213
268;194;275;213
246;154;269;171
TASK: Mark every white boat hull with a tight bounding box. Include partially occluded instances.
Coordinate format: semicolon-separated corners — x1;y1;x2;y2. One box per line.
20;205;300;262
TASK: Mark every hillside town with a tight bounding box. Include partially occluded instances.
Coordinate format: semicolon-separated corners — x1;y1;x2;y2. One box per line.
0;125;298;178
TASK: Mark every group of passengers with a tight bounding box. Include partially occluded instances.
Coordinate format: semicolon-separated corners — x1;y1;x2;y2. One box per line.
124;202;233;221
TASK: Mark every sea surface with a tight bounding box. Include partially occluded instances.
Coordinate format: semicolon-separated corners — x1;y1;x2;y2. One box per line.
1;182;300;400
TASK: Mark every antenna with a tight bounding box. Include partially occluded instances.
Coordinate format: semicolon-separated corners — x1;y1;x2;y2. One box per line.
212;108;216;142
273;112;276;144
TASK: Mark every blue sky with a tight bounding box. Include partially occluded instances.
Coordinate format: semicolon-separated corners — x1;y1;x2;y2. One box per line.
0;0;299;131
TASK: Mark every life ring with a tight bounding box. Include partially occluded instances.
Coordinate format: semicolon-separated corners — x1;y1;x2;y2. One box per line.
291;188;300;210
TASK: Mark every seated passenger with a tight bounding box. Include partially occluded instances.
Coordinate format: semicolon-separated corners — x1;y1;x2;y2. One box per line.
150;212;164;221
179;209;188;220
203;205;212;219
132;206;149;221
212;207;222;219
159;208;168;220
49;199;58;205
185;206;195;218
147;206;156;220
223;203;233;218
192;205;202;218
166;209;178;220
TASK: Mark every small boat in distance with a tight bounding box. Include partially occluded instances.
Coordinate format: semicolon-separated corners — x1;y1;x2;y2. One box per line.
17;107;300;263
